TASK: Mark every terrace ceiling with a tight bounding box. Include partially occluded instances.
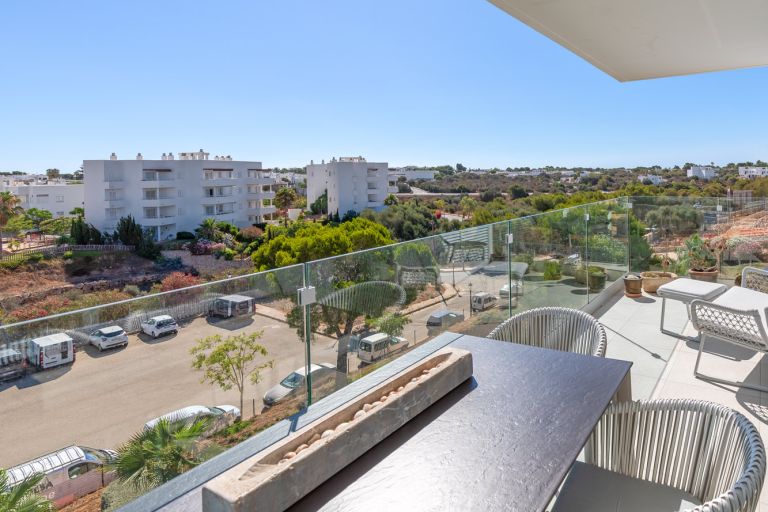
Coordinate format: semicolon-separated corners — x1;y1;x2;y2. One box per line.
488;0;768;81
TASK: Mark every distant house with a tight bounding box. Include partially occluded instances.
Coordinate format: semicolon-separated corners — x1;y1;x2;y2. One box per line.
637;174;664;185
306;156;388;216
0;175;84;218
687;166;719;180
738;166;768;179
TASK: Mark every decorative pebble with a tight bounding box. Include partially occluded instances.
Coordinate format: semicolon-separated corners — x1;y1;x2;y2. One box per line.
336;422;350;432
363;404;373;412
321;429;334;439
354;410;366;420
372;401;382;408
422;369;430;375
380;395;388;402
285;451;297;459
278;458;288;465
296;444;309;454
397;386;404;392
309;434;321;444
411;377;419;383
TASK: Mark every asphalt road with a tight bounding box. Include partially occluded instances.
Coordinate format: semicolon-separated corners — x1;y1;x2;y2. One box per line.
0;314;337;467
0;267;511;468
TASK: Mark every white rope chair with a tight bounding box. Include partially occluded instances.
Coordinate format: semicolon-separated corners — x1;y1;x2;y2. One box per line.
487;307;606;357
691;266;768;392
559;399;765;512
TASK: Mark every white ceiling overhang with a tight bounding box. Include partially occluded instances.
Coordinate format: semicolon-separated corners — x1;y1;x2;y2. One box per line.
488;0;768;81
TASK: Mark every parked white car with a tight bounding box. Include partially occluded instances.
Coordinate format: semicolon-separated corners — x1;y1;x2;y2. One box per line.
144;405;241;434
88;326;128;351
140;315;179;339
263;363;337;406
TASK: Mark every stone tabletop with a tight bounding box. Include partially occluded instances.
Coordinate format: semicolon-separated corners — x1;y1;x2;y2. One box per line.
289;334;632;512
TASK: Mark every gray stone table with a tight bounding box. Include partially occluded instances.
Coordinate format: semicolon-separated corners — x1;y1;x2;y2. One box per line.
289;334;632;512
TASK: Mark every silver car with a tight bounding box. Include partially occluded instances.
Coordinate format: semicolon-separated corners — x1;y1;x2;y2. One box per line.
88;326;128;351
144;405;241;435
263;363;337;406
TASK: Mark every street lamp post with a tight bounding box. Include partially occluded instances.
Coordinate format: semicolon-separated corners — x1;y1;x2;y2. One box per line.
468;282;473;317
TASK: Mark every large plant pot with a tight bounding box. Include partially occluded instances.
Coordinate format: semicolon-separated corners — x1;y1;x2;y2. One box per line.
588;272;607;292
623;275;643;298
640;272;677;293
562;262;578;277
689;269;719;282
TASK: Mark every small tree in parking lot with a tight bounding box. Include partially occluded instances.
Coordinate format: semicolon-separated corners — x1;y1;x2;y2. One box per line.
190;332;273;413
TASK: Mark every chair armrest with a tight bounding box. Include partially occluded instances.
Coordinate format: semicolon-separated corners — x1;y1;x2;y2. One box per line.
690;299;768;351
742;267;768;293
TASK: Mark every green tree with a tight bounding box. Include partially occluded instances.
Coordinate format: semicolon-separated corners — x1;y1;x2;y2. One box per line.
4;215;34;236
310;191;328;215
274;187;298;216
195;218;218;241
40;217;73;236
111;417;210;491
371;313;411;337
384;194;399;206
0;467;54;511
69;207;84;218
458;196;477;219
0;191;23;253
190;332;273;413
115;215;143;246
70;217;103;245
24;208;52;229
45;168;60;179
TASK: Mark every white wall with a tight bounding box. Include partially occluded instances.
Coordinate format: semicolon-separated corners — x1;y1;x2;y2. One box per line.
83;158;277;240
0;182;84;218
307;159;388;215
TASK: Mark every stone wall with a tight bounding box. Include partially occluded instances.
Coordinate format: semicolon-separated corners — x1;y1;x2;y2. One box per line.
162;250;252;276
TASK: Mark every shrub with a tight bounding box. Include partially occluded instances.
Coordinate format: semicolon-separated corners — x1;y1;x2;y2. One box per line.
221;248;237;261
160;272;202;292
238;226;264;242
27;253;44;263
543;260;561;280
511;253;534;266
155;256;184;271
176;231;195;240
188;239;225;255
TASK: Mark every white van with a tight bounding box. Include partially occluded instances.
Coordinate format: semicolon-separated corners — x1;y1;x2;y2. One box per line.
26;333;75;369
6;445;116;509
358;333;410;364
471;292;498;312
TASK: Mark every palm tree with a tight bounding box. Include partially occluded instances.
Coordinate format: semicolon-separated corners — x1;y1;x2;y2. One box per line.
195;218;218;241
0;191;23;253
0;468;54;512
111;417;210;490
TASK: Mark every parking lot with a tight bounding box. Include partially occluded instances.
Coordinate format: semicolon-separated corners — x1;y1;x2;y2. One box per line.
0;313;337;467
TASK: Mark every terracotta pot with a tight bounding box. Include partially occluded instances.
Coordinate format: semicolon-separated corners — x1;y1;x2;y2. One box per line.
623;275;643;297
640;272;677;293
688;269;719;282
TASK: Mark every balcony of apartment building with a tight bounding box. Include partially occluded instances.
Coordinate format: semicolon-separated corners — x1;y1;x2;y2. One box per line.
6;196;768;512
247;184;276;199
202;169;237;185
246;170;274;185
142;205;176;225
141;189;176;208
142;170;174;182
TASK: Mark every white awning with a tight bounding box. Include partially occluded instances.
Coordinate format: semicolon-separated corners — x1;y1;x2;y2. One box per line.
488;0;768;81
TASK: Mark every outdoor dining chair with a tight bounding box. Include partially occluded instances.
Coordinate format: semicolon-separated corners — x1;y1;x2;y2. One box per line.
553;399;765;511
487;306;606;357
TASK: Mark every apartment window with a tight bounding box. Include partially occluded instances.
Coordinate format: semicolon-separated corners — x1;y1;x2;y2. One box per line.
205;188;214;197
36;194;49;203
56;211;64;216
262;185;271;192
143;190;158;200
204;206;215;215
55;195;64;203
143;207;157;219
178;190;184;198
178;207;184;216
204;171;214;180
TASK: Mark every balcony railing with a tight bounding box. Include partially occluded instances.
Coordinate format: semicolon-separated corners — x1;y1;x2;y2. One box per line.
2;195;765;510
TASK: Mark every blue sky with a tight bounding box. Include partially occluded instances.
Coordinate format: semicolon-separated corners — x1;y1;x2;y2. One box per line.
1;0;766;172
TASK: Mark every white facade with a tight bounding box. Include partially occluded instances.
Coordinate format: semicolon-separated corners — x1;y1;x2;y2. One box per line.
687;166;719;180
306;157;388;216
0;176;84;218
738;166;768;179
388;168;438;181
83;152;277;241
637;174;664;185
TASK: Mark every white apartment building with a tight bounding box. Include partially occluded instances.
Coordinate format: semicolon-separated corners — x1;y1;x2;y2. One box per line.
388;168;438;181
637;174;665;185
738;166;768;179
0;176;84;218
306;156;388;216
83;150;278;241
687;166;719;180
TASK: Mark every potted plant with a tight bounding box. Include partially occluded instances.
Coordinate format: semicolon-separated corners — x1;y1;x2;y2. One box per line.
588;266;607;292
679;234;718;282
640;255;677;293
623;274;643;297
543;260;561;280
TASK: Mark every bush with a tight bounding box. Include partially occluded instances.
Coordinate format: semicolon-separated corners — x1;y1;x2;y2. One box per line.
27;253;44;263
160;272;202;292
101;480;154;512
543;260;561;280
511;253;534;266
123;284;141;297
221;248;237;261
176;231;195;240
155;256;184;271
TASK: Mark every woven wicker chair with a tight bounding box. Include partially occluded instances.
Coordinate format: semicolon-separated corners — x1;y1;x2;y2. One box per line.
487;307;606;357
691;266;768;392
554;399;766;511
